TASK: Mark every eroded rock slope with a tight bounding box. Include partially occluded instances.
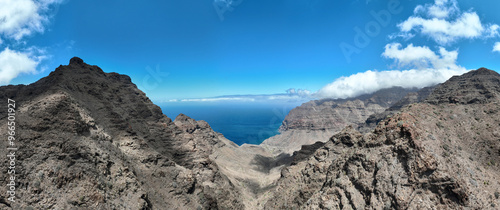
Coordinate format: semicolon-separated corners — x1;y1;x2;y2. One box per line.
264;68;500;209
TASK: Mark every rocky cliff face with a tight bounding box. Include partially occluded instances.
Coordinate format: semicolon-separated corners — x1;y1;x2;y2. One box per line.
0;58;243;209
263;68;500;209
279;87;417;132
261;87;418;153
360;86;436;133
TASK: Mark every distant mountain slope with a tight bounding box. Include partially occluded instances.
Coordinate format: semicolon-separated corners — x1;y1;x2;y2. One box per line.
361;86;436;132
264;68;500;209
280;87;417;131
261;87;418;153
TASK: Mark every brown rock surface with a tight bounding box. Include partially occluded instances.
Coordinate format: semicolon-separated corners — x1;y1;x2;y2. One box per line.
263;68;500;209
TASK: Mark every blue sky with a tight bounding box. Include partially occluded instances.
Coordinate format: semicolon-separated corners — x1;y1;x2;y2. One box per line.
1;0;500;104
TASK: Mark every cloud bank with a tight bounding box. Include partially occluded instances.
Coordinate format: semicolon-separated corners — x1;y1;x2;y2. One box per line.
315;68;466;99
169;88;313;103
0;0;62;85
317;0;482;99
316;42;466;99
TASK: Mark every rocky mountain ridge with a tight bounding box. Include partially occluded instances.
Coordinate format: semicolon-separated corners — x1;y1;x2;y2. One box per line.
263;68;500;209
0;58;243;209
1;58;499;209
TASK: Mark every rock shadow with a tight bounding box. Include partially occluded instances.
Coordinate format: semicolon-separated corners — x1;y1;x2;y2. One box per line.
250;153;292;174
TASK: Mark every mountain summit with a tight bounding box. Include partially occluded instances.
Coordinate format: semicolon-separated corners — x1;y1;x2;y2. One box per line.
426;68;500;104
0;58;243;209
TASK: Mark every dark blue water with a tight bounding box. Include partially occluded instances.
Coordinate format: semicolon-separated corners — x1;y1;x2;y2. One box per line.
160;103;298;145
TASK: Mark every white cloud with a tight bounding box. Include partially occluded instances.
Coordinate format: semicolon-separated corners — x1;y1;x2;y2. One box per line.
382;43;461;70
316;43;467;99
493;42;500;53
487;24;500;38
0;0;61;84
399;12;483;44
0;48;41;84
397;0;498;45
0;0;63;40
426;0;458;18
315;68;467;99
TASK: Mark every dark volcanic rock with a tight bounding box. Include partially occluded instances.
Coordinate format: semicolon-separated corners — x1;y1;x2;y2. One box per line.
0;58;243;209
69;56;84;65
426;68;500;104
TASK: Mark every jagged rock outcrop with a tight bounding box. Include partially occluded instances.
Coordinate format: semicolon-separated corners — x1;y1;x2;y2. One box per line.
263;68;500;209
0;58;243;209
361;86;436;132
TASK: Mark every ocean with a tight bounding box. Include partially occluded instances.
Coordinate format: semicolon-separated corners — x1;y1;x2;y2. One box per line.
160;102;299;145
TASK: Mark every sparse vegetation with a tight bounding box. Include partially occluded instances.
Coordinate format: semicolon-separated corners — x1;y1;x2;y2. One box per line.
442;144;450;151
443;152;450;157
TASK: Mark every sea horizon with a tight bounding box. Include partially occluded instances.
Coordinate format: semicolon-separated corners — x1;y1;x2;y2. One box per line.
159;102;300;145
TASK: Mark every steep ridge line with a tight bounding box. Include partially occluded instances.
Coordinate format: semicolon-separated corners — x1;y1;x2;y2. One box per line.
263;68;500;209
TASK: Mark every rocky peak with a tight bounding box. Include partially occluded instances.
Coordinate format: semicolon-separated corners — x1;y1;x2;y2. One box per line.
0;58;243;209
471;67;498;76
174;113;211;133
425;68;500;104
175;113;192;122
69;56;85;65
